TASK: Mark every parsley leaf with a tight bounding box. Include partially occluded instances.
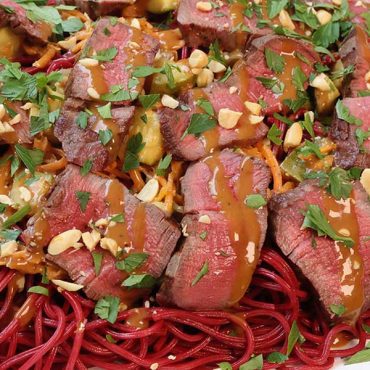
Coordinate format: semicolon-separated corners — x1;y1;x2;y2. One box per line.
97;102;112;119
245;194;267;209
267;352;288;364
0;229;21;241
92;47;118;62
92;252;103;275
76;111;89;129
298;140;324;159
28;286;49;296
196;98;214;116
98;129;113;146
267;0;288;19
191;261;209;286
345;348;370;365
239;354;263;370
123;133;145;172
265;48;285;74
132;66;163;78
267;123;282;145
217;363;232;370
256;76;284;94
327;168;353;200
182;113;217;139
15;144;44;175
138;94;160;110
62;17;84;33
122;274;157;289
329;303;346;316
156;154;172;176
302;204;354;247
75;191;91;212
101;85;132;102
336;100;362;126
287;321;303;355
312;22;340;48
116;253;148;273
292;66;307;91
80;159;93;176
94;296;120;324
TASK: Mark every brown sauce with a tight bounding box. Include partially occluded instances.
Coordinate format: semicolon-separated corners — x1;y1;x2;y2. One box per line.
321;191;364;322
356;26;370;64
229;3;247;48
126;307;150;329
105;180;147;254
204;153;261;305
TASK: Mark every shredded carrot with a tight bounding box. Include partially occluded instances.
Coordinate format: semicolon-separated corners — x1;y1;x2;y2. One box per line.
23;43;44;56
257;142;283;193
60;9;88;22
129;169;145;192
33;45;59;69
164;173;175;214
0;159;11;194
155;184;167;202
37;148;67;173
72;39;88;54
33;136;50;153
241;147;263;158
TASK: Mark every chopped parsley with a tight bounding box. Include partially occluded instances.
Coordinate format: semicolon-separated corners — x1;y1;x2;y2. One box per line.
123;133;145;172
335;100;362;126
267;123;282;145
97;102;112;119
302;204;354;247
181;113;217;139
15;144;44;175
122;274;157;289
28;286;49;296
156;154;172;177
191;261;209;286
245;194;267;209
94;296;120;323
92;47;118;62
264;48;285;74
80;159;93;176
75;191;91;212
138;94;160;110
329;303;346;316
92;252;103;275
116;253;148;273
98;129;113;146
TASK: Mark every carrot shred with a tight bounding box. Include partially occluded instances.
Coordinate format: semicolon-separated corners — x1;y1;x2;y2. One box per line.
32;45;59;69
257;142;283;193
129;169;145;192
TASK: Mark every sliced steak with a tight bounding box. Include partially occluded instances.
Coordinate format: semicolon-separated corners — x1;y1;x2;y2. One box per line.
23;164;181;301
0;0;52;44
157;150;271;310
340;25;370;98
176;0;271;51
269;180;370;322
54;98;135;172
66;18;159;104
329;96;370;169
239;35;320;114
159;83;268;161
61;0;134;18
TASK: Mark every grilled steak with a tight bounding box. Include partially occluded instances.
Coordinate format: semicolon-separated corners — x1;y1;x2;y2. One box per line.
159;83;268;161
66;18;159;105
269;180;370;322
23;164;181;301
339;25;370;98
61;0;135;18
157;149;271;310
0;0;52;44
240;34;320;114
54;98;135;172
176;0;270;51
329;96;370;169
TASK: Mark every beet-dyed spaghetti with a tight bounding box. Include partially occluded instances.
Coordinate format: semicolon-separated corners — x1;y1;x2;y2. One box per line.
1;0;370;369
0;249;369;369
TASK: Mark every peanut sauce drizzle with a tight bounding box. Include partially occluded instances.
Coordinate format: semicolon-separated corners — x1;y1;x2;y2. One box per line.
229;2;247;48
89;105;122;161
204;152;260;305
356;25;370;64
84;25;147;98
321;191;364;322
126;307;150;329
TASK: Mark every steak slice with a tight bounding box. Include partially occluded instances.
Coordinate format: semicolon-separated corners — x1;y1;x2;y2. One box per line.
240;35;319;114
159;83;268;161
329;96;370;169
340;26;370;98
23;164;181;302
157;150;271;310
269;180;370;322
176;0;271;51
61;0;134;18
54;98;135;172
66;18;159;105
0;0;52;44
